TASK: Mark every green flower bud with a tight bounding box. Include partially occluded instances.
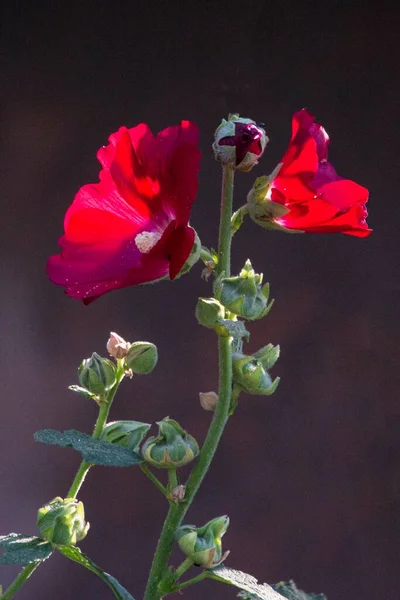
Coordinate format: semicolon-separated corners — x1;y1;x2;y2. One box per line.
215;259;274;321
100;420;151;451
253;343;280;370
126;342;158;374
142;418;199;469
37;497;89;546
232;352;280;396
78;352;117;396
176;515;230;568
195;297;225;329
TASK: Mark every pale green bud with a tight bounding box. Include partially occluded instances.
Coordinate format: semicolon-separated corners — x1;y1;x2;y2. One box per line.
232;352;280;396
141;418;199;469
78;352;116;396
126;342;158;374
37;497;89;546
176;515;230;568
195;297;225;329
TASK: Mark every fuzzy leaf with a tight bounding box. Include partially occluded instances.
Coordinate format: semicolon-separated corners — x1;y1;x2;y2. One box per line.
218;319;250;342
207;566;285;600
0;534;52;565
58;545;135;599
34;429;143;467
271;580;327;600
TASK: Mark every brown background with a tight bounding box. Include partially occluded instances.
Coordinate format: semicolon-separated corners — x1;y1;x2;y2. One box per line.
1;1;399;599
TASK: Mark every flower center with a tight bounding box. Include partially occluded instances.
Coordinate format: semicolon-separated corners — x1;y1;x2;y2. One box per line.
135;231;162;254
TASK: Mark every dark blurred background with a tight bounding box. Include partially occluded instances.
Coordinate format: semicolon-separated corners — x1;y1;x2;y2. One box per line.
1;1;399;599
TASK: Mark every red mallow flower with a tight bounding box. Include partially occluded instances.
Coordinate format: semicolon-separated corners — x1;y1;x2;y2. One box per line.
254;109;371;237
47;121;201;303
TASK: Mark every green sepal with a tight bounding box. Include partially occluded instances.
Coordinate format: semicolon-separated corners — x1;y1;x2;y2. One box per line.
232;353;280;396
207;565;285;600
68;385;98;400
142;418;199;469
126;342;158;375
253;344;280;370
34;429;143;467
78;353;117;397
37;497;89;546
58;545;135;600
271;580;327;600
100;420;151;451
0;534;53;565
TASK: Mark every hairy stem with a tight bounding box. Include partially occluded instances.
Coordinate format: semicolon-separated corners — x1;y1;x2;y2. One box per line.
143;166;235;600
1;562;40;600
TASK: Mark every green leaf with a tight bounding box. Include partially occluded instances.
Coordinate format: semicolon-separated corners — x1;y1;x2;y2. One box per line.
0;534;52;565
207;566;285;600
271;580;327;600
34;429;143;467
218;319;250;342
58;545;135;600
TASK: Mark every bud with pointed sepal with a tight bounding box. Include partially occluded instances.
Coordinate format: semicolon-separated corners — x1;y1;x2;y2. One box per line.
176;515;230;568
213;115;268;172
232;352;280;396
195;297;225;329
215;259;274;321
253;343;280;370
199;391;218;411
126;342;158;375
37;497;89;546
78;352;117;397
142;418;199;469
100;420;151;451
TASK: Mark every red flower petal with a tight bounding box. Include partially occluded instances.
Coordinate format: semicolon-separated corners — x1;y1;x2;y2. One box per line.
47;121;201;301
270;109;371;237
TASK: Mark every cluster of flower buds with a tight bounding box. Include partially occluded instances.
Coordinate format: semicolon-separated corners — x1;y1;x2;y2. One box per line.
232;344;280;396
100;420;151;451
215;259;274;321
37;497;89;546
141;417;199;469
176;515;230;568
213;115;268;172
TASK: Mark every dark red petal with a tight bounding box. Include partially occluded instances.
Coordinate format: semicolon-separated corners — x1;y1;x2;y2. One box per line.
316;178;369;211
168;226;195;279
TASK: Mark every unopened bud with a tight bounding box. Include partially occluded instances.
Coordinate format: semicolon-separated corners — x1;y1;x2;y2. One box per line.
142;418;199;469
126;342;158;375
170;485;186;503
213;115;268;172
106;332;131;359
195;297;225;329
232;352;280;396
37;497;89;546
78;352;116;397
199;391;218;411
215;259;274;321
176;515;230;568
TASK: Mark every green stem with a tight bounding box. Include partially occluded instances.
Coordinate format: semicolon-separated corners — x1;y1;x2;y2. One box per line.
67;362;125;499
173;557;194;581
140;464;168;497
1;562;40;600
143;166;235;600
167;469;178;492
172;571;208;593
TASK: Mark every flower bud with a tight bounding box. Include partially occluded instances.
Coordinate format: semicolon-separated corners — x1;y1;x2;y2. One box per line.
106;332;131;359
37;497;89;546
170;485;186;503
126;342;158;374
232;352;280;396
176;515;230;568
142;418;199;469
253;343;280;370
213;115;268;172
199;391;218;412
78;352;117;396
215;259;274;321
100;420;151;451
195;297;225;329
